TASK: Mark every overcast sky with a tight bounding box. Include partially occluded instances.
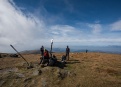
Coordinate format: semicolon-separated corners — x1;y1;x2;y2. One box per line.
0;0;121;53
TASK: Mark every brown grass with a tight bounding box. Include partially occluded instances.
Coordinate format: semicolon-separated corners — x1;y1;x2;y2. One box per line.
0;52;121;87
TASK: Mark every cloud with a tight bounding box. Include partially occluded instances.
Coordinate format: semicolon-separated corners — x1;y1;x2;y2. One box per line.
110;20;121;31
0;0;121;53
88;23;102;34
0;0;81;52
0;0;48;52
50;25;82;42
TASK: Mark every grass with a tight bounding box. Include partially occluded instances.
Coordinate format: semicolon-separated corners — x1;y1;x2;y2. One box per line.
0;52;121;87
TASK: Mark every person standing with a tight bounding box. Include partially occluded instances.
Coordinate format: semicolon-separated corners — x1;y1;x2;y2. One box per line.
39;46;44;64
66;46;70;60
0;54;1;58
86;49;88;53
40;46;44;56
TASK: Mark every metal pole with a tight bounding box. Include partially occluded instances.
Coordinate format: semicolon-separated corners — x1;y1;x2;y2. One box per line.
10;45;30;66
50;39;53;57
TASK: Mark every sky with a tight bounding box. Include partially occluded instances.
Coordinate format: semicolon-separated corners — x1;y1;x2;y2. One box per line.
0;0;121;53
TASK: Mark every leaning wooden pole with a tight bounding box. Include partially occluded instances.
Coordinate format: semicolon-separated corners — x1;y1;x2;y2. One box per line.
10;44;30;66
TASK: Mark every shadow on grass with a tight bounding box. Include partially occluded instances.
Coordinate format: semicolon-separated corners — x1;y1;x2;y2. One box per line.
55;61;66;69
68;59;79;61
30;59;80;69
66;61;80;64
66;59;80;64
56;59;81;68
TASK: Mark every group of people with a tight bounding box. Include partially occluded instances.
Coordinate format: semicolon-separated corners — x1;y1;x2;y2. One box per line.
39;45;70;66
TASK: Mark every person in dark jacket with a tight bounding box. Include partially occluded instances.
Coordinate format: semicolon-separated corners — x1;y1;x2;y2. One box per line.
66;46;70;60
0;54;1;58
39;46;44;64
86;49;88;53
40;46;44;57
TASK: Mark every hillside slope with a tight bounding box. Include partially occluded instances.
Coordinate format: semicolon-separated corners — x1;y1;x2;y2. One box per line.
0;52;121;87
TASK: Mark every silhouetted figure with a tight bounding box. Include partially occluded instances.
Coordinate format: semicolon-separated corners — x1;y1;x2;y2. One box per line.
66;46;70;60
40;46;44;56
39;46;44;64
0;54;1;58
86;49;88;53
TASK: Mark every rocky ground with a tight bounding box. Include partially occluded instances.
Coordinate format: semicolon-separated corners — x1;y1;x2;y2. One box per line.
0;52;121;87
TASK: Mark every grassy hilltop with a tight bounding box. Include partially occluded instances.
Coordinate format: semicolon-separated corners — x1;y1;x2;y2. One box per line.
0;52;121;87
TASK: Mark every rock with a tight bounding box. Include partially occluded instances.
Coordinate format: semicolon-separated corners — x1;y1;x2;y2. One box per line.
55;69;68;80
41;78;47;87
23;63;29;68
41;67;50;72
29;62;38;68
16;73;25;78
55;69;76;80
59;71;68;79
68;71;76;77
0;80;5;87
23;63;33;69
24;78;32;82
0;67;18;74
55;68;61;77
32;69;42;76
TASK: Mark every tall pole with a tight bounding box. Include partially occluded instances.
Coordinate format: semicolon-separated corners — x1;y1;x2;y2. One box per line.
50;39;53;57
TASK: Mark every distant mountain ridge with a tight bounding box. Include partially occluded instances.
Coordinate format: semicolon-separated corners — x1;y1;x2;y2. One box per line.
20;45;121;54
